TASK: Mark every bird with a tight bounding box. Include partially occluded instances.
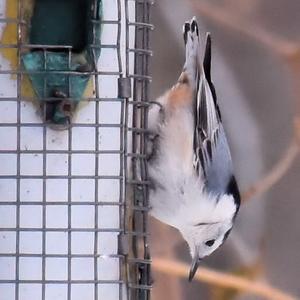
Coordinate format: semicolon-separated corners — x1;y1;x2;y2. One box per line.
147;17;240;281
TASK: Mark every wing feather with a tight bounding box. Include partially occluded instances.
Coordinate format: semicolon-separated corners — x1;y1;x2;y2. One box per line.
193;34;235;196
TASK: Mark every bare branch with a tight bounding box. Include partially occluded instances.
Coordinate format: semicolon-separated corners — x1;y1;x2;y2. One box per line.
242;135;299;202
152;258;297;300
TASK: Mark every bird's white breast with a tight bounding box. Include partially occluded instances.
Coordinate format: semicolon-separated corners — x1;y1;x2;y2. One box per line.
148;107;202;225
148;107;236;228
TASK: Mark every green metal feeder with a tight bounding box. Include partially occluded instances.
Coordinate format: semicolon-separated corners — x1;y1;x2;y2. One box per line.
22;0;102;127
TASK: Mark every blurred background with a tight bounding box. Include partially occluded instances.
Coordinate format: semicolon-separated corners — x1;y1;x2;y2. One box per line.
149;0;300;299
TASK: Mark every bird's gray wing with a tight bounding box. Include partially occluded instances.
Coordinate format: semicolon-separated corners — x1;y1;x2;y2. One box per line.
193;34;236;197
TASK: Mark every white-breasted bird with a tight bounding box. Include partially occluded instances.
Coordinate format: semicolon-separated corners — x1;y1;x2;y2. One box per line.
147;18;240;281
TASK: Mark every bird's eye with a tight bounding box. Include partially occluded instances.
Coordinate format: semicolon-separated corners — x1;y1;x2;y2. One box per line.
205;239;215;247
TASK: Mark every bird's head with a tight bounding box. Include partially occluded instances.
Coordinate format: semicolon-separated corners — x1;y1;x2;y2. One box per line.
179;193;239;281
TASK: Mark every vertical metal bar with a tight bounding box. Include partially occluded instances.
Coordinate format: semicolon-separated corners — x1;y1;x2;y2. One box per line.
125;0;130;79
67;47;72;300
91;2;99;300
15;1;22;299
144;3;152;290
129;0;153;299
117;0;123;77
117;0;126;299
41;47;48;300
124;1;132;298
141;2;151;297
132;3;142;299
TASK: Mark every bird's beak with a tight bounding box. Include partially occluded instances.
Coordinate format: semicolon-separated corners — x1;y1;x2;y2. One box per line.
189;252;201;282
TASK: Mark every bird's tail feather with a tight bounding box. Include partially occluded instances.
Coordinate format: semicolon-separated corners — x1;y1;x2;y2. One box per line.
180;17;200;89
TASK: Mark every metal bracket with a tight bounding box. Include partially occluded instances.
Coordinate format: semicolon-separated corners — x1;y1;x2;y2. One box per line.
118;77;132;98
118;233;130;255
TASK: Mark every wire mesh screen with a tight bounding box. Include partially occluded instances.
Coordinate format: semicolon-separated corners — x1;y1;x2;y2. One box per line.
0;0;152;299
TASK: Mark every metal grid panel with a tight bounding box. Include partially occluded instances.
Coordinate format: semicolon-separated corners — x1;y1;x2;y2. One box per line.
0;0;153;299
125;0;153;299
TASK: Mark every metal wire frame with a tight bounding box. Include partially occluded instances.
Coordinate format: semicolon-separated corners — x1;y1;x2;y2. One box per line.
130;0;153;298
0;0;153;299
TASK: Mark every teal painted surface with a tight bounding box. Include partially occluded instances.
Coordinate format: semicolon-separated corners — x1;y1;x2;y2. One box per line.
21;0;102;125
22;52;90;100
30;0;92;52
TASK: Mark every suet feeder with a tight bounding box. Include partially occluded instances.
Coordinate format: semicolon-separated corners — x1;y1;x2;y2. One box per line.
0;0;153;299
21;0;102;127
